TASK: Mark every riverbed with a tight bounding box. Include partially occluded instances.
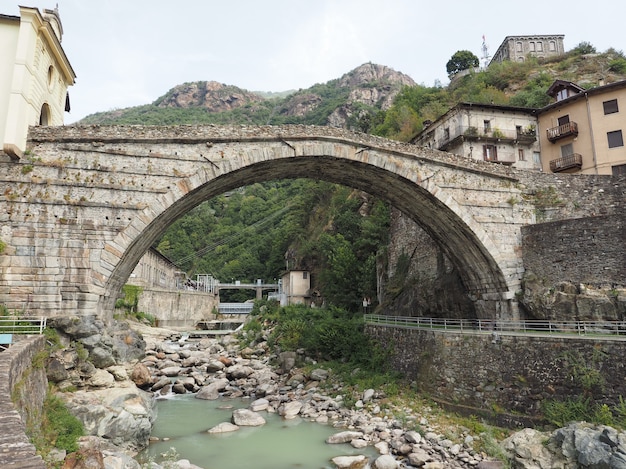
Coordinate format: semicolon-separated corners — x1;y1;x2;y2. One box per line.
140;394;378;469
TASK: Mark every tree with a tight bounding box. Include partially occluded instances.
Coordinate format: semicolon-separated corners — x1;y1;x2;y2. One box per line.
446;50;479;76
571;41;596;55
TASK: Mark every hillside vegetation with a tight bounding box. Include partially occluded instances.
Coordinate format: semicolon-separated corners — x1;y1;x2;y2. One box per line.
79;44;626;311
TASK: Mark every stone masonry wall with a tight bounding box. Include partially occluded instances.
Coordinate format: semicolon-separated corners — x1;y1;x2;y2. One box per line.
136;288;218;327
521;213;626;286
0;335;47;468
366;325;626;422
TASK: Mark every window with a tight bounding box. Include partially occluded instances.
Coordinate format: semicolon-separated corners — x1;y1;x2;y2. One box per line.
558;115;570;126
483;145;497;161
533;152;541;164
483;120;491;133
603;99;619;115
518;149;525;161
536;42;543;52
529;42;536;52
302;272;308;279
613;164;626;176
443;127;450;140
561;143;574;157
549;41;556;51
608;130;624;148
516;42;523;52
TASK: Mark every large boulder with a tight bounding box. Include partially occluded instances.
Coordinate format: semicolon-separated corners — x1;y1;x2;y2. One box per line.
501;423;626;469
231;409;266;426
195;378;229;400
62;387;156;452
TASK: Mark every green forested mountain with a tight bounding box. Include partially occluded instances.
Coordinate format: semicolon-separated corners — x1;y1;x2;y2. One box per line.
80;45;626;311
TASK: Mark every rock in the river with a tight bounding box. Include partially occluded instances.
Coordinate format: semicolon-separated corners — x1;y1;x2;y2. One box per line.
207;422;239;434
280;400;303;419
331;454;369;469
231;408;266;426
195;378;229;400
326;430;365;444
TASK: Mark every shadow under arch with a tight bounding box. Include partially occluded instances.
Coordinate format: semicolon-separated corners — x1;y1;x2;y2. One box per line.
98;155;510;320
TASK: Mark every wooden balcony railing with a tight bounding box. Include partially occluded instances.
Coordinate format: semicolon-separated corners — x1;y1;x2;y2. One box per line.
550;153;583;172
547;121;578;142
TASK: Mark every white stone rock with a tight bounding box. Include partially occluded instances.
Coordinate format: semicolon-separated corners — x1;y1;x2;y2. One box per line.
249;398;269;412
331;455;369;469
362;388;375;402
280;400;303;419
207;422;239;434
373;454;398;469
351;438;368;449
408;449;431;466
375;441;390;454
405;430;422;444
231;408;266;426
326;430;365;444
88;369;115;388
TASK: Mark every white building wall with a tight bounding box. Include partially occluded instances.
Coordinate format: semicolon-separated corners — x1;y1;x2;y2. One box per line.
0;6;74;157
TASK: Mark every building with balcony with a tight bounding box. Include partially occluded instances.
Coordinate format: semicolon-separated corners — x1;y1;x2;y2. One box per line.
411;102;541;171
537;79;626;175
490;35;565;65
0;5;75;160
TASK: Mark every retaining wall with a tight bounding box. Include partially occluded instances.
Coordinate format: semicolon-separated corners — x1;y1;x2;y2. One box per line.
366;325;626;422
0;335;47;468
136;288;218;328
521;213;626;286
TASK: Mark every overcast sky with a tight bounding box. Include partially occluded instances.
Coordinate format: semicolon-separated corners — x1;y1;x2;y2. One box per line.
7;1;625;123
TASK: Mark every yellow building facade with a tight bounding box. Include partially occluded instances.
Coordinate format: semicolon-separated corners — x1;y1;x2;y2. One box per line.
537;80;626;176
0;5;75;159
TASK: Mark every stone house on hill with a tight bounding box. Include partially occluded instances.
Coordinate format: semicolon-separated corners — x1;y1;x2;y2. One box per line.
490;35;565;64
0;5;75;159
411;102;541;171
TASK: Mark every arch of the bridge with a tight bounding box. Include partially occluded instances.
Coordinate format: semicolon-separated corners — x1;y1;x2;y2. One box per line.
96;140;510;319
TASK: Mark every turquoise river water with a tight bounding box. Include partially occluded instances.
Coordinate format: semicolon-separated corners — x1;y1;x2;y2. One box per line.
139;394;377;468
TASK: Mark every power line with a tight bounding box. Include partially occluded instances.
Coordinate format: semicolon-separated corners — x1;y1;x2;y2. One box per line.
171;203;293;266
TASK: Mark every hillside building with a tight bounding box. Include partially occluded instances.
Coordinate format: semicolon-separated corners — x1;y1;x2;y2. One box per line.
411;102;541;171
490;35;565;65
0;5;75;159
537;79;626;175
279;270;312;306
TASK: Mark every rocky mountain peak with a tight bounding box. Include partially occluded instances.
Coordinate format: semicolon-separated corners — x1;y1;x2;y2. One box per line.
155;80;264;112
338;63;416;89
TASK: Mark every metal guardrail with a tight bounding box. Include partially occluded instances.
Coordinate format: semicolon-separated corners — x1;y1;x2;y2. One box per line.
218;303;255;315
0;316;47;335
364;314;626;338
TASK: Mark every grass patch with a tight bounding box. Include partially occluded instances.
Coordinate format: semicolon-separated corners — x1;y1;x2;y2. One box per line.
27;390;84;467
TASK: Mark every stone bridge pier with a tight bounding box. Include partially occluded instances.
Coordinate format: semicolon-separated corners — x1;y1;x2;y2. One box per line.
0;124;547;322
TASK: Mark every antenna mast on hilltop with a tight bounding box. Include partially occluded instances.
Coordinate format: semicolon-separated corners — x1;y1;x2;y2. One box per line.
481;35;490;68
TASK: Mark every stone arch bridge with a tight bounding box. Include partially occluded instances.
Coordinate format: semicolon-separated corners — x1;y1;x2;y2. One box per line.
0;124;614;322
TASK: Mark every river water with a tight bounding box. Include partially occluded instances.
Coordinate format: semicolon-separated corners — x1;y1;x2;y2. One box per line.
139;394;377;469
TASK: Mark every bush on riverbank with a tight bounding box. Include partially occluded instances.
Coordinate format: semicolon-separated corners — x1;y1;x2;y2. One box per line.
243;300;390;370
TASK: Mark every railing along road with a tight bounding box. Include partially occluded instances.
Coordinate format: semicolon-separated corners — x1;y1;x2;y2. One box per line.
0;316;47;334
364;314;626;339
